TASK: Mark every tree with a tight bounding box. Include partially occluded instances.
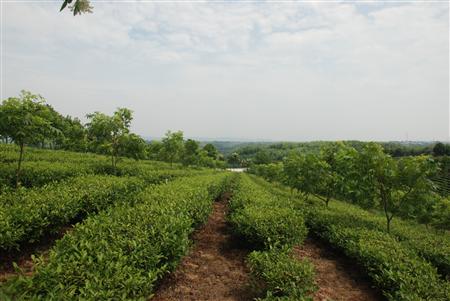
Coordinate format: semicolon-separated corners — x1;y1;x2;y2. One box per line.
431;198;450;231
0;91;60;187
160;130;184;166
60;0;93;16
359;143;438;232
433;142;448;156
86;108;133;171
147;140;163;161
254;150;271;164
227;152;241;167
282;153;326;201
120;133;147;160
182;139;200;166
203;143;218;159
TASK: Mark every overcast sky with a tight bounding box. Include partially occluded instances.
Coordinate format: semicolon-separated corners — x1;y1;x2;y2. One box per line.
1;1;449;141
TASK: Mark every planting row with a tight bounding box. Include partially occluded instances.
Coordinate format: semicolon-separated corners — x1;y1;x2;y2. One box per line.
0;173;231;300
0;175;146;250
250;176;450;300
0;144;173;169
253;175;450;280
305;205;450;300
0;160;200;190
229;175;316;300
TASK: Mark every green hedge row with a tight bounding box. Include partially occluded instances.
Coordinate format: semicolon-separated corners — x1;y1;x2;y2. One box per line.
248;248;316;301
0;173;231;300
0;159;201;190
255;176;450;280
229;175;307;249
229;175;314;300
306;206;450;300
0;161;91;189
0;175;146;250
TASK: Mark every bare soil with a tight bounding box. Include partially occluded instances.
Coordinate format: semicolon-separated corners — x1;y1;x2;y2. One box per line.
151;193;256;301
294;238;385;301
0;226;73;282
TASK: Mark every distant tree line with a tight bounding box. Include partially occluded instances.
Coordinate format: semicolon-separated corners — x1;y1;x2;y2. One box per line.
0;91;226;186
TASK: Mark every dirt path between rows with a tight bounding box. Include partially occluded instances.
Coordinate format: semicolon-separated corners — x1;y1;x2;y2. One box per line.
0;226;73;283
294;238;385;301
151;194;256;301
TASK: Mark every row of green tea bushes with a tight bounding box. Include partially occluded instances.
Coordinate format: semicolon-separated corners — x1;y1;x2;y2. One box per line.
0;175;146;250
0;161;92;189
0;144;110;164
248;247;316;301
306;205;450;300
0;160;195;190
0;144;176;169
229;175;315;300
0;173;231;300
324;200;450;279
252;176;450;280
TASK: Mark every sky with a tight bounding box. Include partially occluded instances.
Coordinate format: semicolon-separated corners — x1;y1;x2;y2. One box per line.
1;0;449;141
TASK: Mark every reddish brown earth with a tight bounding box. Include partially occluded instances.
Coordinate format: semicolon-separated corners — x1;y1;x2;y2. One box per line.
0;226;73;282
294;238;385;301
151;194;256;301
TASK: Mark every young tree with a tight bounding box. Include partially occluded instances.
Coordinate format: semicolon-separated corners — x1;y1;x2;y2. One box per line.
160;130;184;166
147;140;163;161
120;133;147;160
203;143;218;159
360;143;438;232
0;91;60;187
182;139;200;166
86;108;133;171
227;152;241;168
283;153;326;201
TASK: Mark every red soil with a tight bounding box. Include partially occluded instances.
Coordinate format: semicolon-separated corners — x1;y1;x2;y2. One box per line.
151;194;256;301
294;238;385;301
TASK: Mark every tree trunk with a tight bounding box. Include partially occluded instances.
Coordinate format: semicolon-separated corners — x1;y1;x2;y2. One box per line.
325;196;330;208
15;142;24;188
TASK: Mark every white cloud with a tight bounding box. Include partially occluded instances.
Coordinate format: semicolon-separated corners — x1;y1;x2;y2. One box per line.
1;1;448;141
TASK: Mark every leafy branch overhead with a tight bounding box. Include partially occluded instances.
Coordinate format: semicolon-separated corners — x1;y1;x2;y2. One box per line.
60;0;93;16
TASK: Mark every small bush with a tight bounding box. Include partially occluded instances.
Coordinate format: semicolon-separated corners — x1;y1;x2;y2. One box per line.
248;248;315;300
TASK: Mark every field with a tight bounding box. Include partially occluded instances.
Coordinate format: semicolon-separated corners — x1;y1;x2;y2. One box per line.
0;145;449;301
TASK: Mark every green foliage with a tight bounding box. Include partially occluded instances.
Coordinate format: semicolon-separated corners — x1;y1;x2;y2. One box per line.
230;205;307;249
248;248;315;301
60;0;93;15
306;210;450;300
229;176;307;248
247;176;450;299
0;91;61;187
0;173;230;300
203;143;218;159
433;142;450;156
0;175;145;250
431;198;450;231
86;108;134;170
182;139;200;166
228;174;315;300
160;130;184;166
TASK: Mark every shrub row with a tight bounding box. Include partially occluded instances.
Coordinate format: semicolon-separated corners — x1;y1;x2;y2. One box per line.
0;159;200;190
306;206;450;300
0;144;176;169
0;175;146;250
229;175;307;249
255;176;450;280
229;175;315;300
0;173;231;300
248;247;316;301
